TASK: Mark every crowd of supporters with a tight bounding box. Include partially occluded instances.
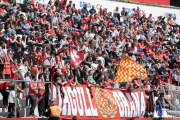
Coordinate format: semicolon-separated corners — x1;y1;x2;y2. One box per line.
0;0;180;118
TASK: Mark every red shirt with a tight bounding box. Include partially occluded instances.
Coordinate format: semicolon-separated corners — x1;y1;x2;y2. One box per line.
25;20;31;26
83;17;90;23
145;47;152;53
0;81;10;90
113;60;119;65
10;64;18;80
39;53;46;66
34;37;41;43
51;70;55;82
103;81;111;87
158;79;164;85
39;18;46;25
67;80;75;84
7;38;13;46
84;81;89;86
0;8;5;14
55;55;62;64
29;82;37;96
61;66;67;75
141;85;148;89
37;82;45;96
35;51;41;61
31;66;38;73
92;17;97;22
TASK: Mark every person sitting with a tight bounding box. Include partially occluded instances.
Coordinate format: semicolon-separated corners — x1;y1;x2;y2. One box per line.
156;93;165;117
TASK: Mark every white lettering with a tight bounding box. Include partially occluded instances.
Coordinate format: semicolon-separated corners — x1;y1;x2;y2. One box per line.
81;87;92;116
113;91;125;118
74;87;84;116
131;92;138;117
58;86;62;108
126;93;136;118
67;87;77;116
86;88;98;116
118;92;130;117
62;87;71;116
140;92;146;117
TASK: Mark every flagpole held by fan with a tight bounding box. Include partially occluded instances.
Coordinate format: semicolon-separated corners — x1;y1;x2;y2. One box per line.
139;69;142;120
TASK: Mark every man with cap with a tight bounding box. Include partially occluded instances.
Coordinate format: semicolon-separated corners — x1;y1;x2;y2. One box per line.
45;98;61;120
72;3;77;12
113;6;120;21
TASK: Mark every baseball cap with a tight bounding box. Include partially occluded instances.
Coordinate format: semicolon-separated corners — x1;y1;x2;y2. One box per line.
67;36;71;39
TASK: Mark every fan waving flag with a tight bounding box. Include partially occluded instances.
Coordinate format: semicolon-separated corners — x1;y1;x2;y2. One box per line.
70;45;88;68
114;54;147;83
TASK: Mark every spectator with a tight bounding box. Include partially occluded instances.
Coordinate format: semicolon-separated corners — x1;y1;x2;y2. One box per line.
81;4;88;15
8;85;15;112
93;65;103;85
29;75;38;117
156;93;165;117
21;19;30;35
89;5;96;14
121;7;125;16
37;74;45;117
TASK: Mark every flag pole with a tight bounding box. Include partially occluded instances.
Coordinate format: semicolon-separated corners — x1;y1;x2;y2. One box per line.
139;69;142;120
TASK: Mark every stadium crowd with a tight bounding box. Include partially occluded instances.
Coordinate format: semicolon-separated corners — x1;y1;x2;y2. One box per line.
0;0;180;118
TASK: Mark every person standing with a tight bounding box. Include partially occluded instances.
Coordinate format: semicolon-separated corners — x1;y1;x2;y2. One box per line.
37;74;45;117
29;75;38;117
8;85;15;112
45;98;61;120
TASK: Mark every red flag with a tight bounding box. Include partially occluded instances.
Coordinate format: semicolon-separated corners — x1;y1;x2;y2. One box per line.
70;45;88;68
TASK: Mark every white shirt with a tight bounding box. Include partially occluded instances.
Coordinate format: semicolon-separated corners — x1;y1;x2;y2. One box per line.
136;34;141;40
111;30;119;37
84;32;91;38
91;63;98;70
0;47;7;58
82;45;89;53
19;65;28;78
130;18;136;23
9;90;15;103
97;56;105;67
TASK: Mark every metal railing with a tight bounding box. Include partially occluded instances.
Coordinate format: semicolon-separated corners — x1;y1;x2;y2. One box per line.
0;77;180;118
0;79;51;118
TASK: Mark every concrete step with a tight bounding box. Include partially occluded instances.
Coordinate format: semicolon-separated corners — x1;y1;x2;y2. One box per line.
0;108;8;112
0;106;39;118
0;100;4;108
0;112;9;117
18;99;26;108
25;106;39;117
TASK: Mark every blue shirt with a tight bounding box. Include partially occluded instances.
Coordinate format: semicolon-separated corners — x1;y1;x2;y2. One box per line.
156;99;165;109
113;16;119;22
74;14;81;20
21;23;28;30
144;56;152;61
2;29;14;38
